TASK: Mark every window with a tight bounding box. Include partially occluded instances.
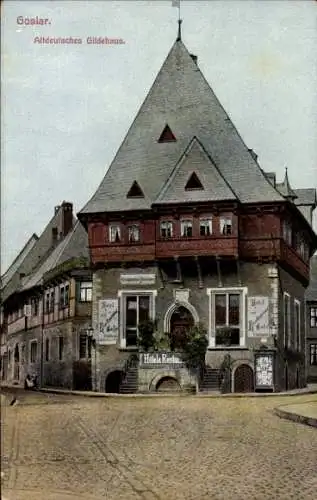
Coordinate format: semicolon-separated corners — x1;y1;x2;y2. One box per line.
185;172;204;191
282;220;292;246
79;334;92;359
49;290;55;312
79;282;92;302
45;338;50;361
127;181;144;198
158;124;176;143
31;298;39;316
310;344;317;365
109;224;121;243
58;336;64;361
59;284;69;309
294;300;300;350
30;341;38;363
283;293;291;347
181;220;193;237
160;221;173;238
128;225;140;243
45;292;50;313
310;307;317;328
200;218;212;236
220;217;232;235
21;345;26;363
122;293;152;347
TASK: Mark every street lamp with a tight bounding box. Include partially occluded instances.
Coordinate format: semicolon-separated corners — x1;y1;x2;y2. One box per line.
86;327;97;391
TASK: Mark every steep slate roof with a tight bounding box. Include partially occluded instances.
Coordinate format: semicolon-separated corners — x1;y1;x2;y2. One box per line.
1;234;38;289
21;221;89;291
155;137;237;204
294;188;317;207
306;255;317;301
79;38;284;216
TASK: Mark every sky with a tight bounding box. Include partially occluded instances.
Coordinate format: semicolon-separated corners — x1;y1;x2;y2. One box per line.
1;0;317;273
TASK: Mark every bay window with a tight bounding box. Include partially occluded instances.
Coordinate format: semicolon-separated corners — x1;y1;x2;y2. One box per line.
119;291;156;347
207;288;247;347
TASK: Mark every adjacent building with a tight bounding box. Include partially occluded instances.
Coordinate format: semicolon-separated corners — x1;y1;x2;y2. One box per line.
78;33;317;393
306;255;317;383
0;202;92;389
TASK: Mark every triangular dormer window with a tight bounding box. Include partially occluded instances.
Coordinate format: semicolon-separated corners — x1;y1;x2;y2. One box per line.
185;172;204;191
127;181;144;198
158;125;176;143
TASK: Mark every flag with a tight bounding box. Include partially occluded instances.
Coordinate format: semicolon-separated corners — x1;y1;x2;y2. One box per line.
172;0;180;7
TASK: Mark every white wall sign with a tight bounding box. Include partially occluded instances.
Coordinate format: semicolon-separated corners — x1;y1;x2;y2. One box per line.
255;354;273;387
247;296;270;337
140;352;184;365
120;274;156;286
98;299;118;344
174;289;189;303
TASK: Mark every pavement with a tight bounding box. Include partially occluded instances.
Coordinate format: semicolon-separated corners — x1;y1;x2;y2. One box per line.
1;389;317;499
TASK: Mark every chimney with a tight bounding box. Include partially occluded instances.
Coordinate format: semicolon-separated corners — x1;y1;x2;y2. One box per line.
61;201;73;237
52;227;58;244
248;148;258;162
54;205;60;214
190;54;198;65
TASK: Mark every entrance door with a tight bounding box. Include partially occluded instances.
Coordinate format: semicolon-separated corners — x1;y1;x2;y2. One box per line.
170;306;194;350
234;364;254;393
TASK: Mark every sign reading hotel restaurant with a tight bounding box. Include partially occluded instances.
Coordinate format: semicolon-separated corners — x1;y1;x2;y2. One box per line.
247;296;270;337
120;274;156;286
255;354;274;387
98;299;118;344
139;352;184;366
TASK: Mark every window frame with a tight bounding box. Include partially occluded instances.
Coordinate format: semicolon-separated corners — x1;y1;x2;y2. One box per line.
79;282;92;302
118;290;157;348
220;216;232;236
59;284;70;309
128;224;140;243
310;307;317;328
180;219;193;238
199;217;212;237
283;292;291;348
206;287;247;348
310;344;317;366
109;224;121;243
160;221;173;239
79;333;92;360
30;340;38;364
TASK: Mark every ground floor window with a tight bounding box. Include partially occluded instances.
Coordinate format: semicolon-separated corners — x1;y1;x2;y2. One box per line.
120;292;155;347
310;344;317;366
207;288;247;347
58;336;64;361
45;338;50;361
79;334;92;359
30;341;38;363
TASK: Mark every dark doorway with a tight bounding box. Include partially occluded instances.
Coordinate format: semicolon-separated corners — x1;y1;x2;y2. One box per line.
156;377;181;392
234;364;254;393
170;306;194;350
105;370;124;393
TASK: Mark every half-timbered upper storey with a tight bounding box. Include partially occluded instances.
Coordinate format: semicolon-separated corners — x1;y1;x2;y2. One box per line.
78;36;317;284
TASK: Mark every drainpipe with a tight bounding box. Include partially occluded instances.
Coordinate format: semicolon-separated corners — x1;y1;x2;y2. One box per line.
40;282;45;388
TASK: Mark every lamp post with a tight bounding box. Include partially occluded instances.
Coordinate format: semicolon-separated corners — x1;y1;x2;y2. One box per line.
86;327;97;391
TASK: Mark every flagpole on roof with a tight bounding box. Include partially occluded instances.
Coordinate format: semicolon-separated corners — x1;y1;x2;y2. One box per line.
172;0;182;41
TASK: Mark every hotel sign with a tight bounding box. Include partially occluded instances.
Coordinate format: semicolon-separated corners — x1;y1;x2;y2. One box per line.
247;296;270;337
139;352;185;366
254;352;274;389
120;274;156;286
98;299;118;345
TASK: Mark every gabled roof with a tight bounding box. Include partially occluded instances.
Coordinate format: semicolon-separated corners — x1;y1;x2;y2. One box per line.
1;234;38;290
294;188;317;207
79;38;284;216
21;221;89;291
155;137;237;204
306;255;317;302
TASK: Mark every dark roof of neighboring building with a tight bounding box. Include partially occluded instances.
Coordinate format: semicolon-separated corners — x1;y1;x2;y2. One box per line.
21;221;89;291
306;255;317;301
294;188;317;207
79;38;285;216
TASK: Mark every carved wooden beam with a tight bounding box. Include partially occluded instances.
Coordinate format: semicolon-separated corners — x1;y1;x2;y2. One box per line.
195;256;203;288
216;255;222;287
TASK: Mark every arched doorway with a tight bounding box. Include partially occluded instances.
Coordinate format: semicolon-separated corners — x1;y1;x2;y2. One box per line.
105;370;124;393
234;364;254;393
14;344;20;381
156;377;181;392
170;306;194;350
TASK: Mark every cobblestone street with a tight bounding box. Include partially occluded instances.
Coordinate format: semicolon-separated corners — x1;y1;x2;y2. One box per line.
1;390;317;500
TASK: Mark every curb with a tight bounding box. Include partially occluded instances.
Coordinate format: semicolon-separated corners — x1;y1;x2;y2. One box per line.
273;407;317;428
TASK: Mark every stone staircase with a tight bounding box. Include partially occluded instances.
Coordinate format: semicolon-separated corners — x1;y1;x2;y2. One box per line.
119;354;139;394
199;366;221;393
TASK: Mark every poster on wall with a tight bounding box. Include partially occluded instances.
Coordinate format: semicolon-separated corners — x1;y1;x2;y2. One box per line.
255;354;273;387
247;296;270;337
98;299;119;344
